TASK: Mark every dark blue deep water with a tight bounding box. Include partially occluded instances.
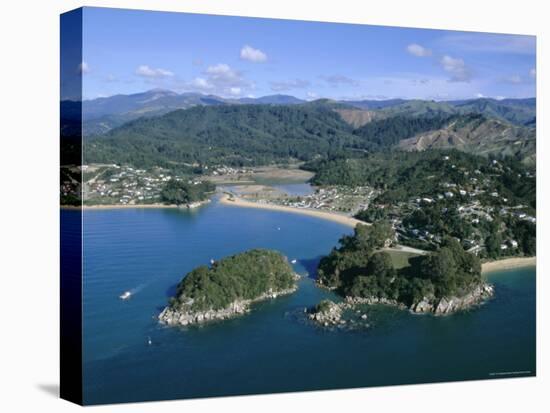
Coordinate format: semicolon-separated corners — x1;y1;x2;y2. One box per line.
75;201;536;405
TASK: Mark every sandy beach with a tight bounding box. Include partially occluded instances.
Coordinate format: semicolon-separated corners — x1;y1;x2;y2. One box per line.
76;200;211;210
482;257;536;274
219;193;364;228
73;195;535;274
220;194;537;273
81;204;180;210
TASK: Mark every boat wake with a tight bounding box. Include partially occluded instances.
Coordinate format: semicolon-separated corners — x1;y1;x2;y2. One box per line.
120;282;150;300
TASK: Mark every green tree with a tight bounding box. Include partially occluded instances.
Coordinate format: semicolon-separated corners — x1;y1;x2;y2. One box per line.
160;180;215;205
485;233;502;259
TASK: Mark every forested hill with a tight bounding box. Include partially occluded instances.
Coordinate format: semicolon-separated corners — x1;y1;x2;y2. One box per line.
84;104;360;167
365;98;536;127
83;102;536;168
75;90;535;135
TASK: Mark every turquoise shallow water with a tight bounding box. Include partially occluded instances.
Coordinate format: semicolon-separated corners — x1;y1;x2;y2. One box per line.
75;201;536;405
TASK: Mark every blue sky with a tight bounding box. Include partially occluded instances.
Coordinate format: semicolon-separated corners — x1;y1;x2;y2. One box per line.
79;7;536;101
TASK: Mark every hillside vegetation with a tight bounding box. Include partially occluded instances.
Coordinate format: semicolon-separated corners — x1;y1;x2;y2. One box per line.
83;101;535;168
398;114;535;163
318;223;485;309
160;180;215;206
72;90;535;136
305;150;535;207
84;104;359;167
169;249;296;312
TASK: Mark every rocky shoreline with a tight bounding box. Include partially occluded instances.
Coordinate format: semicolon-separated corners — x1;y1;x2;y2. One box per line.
410;283;494;314
308;282;494;327
186;199;211;209
159;284;298;327
308;299;370;328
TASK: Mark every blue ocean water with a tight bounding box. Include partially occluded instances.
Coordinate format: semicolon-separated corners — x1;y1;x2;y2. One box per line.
74;201;535;405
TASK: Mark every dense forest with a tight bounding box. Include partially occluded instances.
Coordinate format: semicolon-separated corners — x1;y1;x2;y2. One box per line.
84;104;359;167
317;223;483;307
352;114;455;147
160;180;215;205
82;101;535;168
73;92;535;137
168;249;296;312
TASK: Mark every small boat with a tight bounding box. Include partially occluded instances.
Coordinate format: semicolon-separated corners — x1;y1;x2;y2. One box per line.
291;259;297;264
147;336;152;346
119;291;132;300
210;258;215;265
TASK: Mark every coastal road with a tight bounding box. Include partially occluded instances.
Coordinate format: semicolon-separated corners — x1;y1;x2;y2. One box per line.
386;245;429;255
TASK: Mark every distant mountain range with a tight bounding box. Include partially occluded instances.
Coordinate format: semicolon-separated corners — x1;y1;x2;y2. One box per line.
60;89;536;135
67;90;304;135
82;95;536;168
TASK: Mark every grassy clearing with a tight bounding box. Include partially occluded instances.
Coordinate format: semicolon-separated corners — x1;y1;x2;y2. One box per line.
384;250;420;270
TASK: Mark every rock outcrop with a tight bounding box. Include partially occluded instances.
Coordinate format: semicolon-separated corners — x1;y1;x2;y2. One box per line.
186;199;211;209
344;295;407;309
159;285;297;327
410;283;494;315
320;283;494;318
308;299;371;328
308;300;344;326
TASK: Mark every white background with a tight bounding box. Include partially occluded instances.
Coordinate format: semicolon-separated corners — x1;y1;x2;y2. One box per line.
0;0;547;411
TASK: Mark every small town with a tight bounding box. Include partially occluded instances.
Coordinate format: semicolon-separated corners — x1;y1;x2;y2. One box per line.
60;164;209;206
241;155;535;259
61;154;535;262
272;186;378;215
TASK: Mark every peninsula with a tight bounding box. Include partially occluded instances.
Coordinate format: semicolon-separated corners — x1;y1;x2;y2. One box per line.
159;249;298;326
312;222;494;321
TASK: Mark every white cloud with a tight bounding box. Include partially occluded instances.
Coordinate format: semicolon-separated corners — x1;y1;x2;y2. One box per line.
439;55;471;82
78;61;90;74
205;64;242;85
240;45;267;63
529;68;536;78
320;75;360;87
410;78;430;85
306;91;319;100
229;87;242;96
503;75;523;84
184;63;250;96
190;77;214;90
135;65;174;78
438;34;535;55
406;43;432;57
342;74;483;101
103;74;118;83
270;78;310;92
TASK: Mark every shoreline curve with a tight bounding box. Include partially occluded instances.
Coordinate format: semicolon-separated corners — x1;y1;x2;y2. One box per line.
219;193;363;228
482;257;536;274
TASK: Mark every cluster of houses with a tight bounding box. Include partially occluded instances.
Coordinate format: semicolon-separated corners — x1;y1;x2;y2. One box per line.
394;197;529;255
60;166;82;201
277;186;377;214
84;165;182;205
375;156;535;255
60;181;79;200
